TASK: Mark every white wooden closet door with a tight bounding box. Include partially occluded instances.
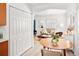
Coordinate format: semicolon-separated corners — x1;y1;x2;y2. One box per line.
9;6;32;56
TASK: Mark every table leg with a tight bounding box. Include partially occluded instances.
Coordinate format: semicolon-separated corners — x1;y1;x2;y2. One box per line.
63;49;67;56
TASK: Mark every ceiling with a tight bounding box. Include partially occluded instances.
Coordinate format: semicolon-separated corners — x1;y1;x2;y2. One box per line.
26;3;79;15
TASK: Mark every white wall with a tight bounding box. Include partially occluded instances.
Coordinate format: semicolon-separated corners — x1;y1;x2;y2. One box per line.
74;9;79;56
8;3;33;56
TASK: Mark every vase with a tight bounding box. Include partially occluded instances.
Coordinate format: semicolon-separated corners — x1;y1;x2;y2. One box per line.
52;39;58;47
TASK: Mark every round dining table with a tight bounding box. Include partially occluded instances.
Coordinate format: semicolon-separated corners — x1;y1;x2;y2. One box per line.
39;37;72;56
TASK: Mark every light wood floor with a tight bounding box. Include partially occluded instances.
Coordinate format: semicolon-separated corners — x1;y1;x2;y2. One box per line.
22;37;74;56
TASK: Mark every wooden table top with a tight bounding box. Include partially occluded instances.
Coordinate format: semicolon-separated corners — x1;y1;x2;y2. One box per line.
39;38;72;50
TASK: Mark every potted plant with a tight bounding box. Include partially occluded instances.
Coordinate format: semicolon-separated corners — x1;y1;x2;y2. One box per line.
51;34;60;47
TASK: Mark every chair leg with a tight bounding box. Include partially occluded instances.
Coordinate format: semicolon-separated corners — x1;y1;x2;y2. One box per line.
41;49;43;56
63;49;67;56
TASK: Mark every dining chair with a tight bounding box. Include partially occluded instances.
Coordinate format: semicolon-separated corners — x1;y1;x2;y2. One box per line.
55;32;63;37
41;48;63;56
